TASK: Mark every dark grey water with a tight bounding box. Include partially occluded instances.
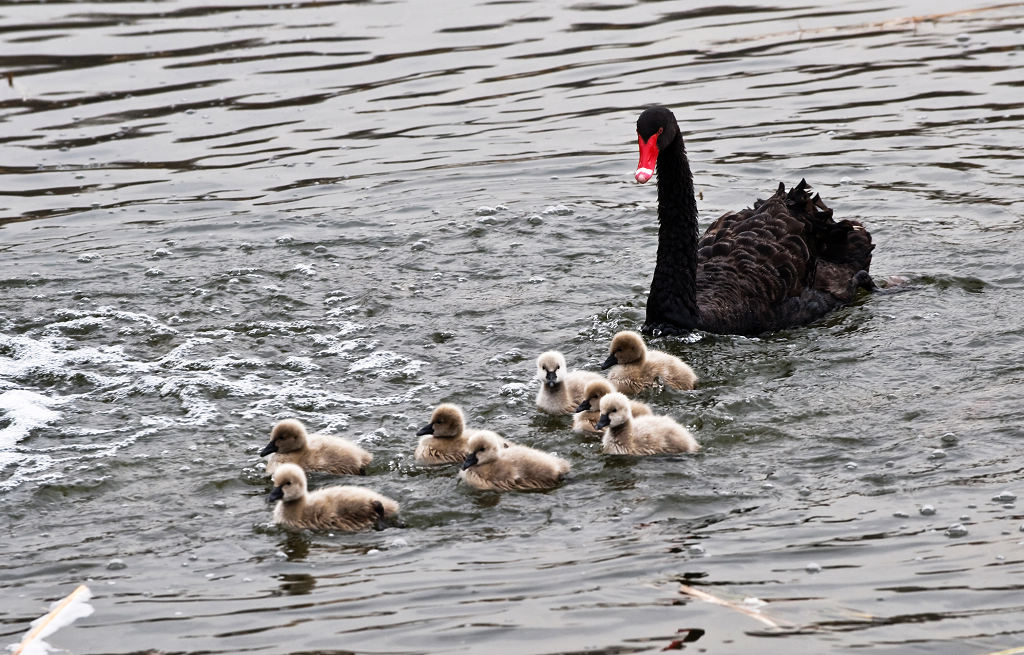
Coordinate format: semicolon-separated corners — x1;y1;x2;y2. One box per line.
2;1;1024;652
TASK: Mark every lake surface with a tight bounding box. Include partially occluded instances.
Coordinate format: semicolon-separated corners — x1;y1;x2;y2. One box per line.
2;0;1024;652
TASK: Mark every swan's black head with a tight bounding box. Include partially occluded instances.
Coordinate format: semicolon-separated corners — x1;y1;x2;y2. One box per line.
635;106;680;184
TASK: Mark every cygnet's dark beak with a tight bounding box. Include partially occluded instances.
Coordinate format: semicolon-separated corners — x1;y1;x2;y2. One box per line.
545;370;559;388
461;451;479;470
595;414;611;430
574;399;591;413
259;441;278;457
600;354;618;370
416;423;434;436
268;485;284;502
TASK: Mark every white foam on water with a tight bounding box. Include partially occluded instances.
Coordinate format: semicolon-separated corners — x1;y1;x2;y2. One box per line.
0;389;61;450
0;309;424;489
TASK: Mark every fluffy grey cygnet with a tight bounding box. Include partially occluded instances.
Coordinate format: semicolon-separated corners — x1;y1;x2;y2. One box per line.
535;350;604;414
459;431;569;491
601;331;697;394
268;463;399;531
260;418;372;476
596;392;699;455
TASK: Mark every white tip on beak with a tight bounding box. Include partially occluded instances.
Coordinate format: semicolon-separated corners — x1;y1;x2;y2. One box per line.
635;168;653;184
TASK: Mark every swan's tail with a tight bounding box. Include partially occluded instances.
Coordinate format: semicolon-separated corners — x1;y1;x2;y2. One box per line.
780;179;875;300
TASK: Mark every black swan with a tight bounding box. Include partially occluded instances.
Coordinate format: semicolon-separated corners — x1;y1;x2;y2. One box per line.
633;106;875;336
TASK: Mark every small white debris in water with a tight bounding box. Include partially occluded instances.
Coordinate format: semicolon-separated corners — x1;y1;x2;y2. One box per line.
390;537;409;549
152;248;171;258
528;276;545;284
212;500;227;509
761;482;774;489
77;253;100;263
144;268;164;277
839;176;852;184
996;554;1006;561
955;33;970;42
495;204;508;211
476;215;497;225
940;432;958;445
844;462;858;470
919;504;936;516
475;206;498;216
742;597;767;608
945;523;968;538
806;562;822;573
276;234;294;244
929;449;946;459
893;511;910;519
107;558;127;570
992;491;1017;502
798;486;811;496
688;545;705;555
527;214;543;225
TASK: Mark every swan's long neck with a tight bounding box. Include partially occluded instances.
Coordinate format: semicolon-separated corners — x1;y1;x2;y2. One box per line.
647;135;700;329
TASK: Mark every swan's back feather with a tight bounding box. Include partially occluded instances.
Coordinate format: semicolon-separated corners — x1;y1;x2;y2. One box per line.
694;180;873;334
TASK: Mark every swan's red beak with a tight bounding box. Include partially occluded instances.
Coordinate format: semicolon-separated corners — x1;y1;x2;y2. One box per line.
635;133;658;184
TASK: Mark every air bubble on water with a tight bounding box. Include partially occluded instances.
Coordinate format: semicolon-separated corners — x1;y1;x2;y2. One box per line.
884;460;895;468
844;462;858;470
276;234;294;244
929;449;946;459
940;432;958;445
955;33;970;42
839;176;852;185
798;486;811;496
893;511;910;519
144;268;164;277
475;206;498;216
107;558;127;570
390;537;409;549
993;491;1017;502
945;523;968;538
806;562;822;573
688;545;705;555
919;504;936;516
151;248;171;258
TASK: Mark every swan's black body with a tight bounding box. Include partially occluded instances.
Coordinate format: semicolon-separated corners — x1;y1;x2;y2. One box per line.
637;106;874;336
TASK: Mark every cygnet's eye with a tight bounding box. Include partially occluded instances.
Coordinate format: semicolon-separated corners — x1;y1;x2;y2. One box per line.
283;481;292;486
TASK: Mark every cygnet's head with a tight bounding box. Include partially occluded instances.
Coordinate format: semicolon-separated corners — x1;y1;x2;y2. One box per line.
417;403;465;438
575;379;616;413
461;431;505;469
536;351;567;388
261;418;309;457
602;331;647;369
268;463;307;503
596;392;633;430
